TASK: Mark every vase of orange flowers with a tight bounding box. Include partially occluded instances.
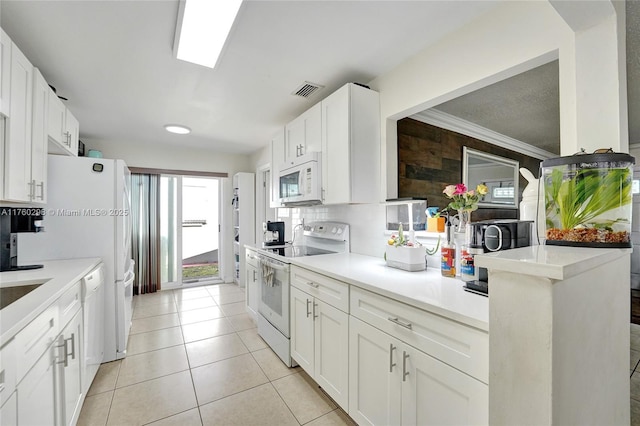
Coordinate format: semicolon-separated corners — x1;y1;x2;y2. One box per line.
443;183;489;233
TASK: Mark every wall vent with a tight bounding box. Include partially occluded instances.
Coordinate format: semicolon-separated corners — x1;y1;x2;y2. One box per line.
292;81;324;99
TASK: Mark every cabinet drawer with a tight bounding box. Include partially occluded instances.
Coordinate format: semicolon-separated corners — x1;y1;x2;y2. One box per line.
350;287;488;383
14;304;58;382
0;339;16;407
291;266;349;312
246;249;259;268
58;281;81;328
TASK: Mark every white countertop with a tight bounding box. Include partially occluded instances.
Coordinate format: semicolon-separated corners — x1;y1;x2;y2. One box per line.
289;252;489;331
0;257;102;346
475;245;631;280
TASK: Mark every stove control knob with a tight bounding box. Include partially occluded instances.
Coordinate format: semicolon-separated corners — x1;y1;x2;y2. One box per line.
332;227;337;234
337;227;343;234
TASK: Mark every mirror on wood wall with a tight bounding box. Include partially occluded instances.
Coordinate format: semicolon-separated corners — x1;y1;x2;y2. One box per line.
462;147;519;209
396;59;559;219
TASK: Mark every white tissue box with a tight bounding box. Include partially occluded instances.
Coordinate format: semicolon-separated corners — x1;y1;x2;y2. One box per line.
385;245;426;272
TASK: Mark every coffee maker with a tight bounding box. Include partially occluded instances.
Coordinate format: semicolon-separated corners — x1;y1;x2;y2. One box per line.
462;219;533;296
263;221;285;247
0;207;45;271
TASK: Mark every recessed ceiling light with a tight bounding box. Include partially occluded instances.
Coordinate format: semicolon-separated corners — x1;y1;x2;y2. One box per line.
174;0;243;69
164;124;191;135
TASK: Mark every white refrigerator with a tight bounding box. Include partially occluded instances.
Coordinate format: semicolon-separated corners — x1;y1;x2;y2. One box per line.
20;155;135;362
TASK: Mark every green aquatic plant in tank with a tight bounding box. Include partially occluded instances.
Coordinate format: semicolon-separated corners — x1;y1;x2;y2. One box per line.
542;152;634;248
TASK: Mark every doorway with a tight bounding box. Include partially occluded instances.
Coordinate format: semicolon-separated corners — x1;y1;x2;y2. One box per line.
160;175;222;289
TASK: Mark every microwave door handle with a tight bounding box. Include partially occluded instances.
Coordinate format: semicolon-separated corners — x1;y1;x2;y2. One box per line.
298;170;304;196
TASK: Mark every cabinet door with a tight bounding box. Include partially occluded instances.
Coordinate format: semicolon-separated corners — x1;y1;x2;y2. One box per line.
270;129;285;208
290;286;314;373
60;310;83;426
314;300;349;409
321;83;350;205
31;68;48;204
17;344;57;426
349;316;401;426
4;42;33;202
284;102;321;163
65;109;79;156
401;345;488;426
47;89;66;148
0;29;11;117
245;262;259;318
0;392;17;426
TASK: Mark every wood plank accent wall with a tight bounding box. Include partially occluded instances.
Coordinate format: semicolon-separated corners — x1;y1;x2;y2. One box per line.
397;117;542;221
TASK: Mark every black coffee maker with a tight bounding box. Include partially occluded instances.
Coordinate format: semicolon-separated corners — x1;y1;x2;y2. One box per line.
263;221;285;247
462;219;533;296
1;207;44;271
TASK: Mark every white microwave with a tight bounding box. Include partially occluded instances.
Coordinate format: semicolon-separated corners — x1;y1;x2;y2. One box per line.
279;152;322;206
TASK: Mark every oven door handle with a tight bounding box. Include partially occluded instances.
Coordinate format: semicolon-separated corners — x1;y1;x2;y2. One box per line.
259;259;289;272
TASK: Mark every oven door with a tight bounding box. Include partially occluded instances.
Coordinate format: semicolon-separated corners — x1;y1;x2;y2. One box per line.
258;256;291;337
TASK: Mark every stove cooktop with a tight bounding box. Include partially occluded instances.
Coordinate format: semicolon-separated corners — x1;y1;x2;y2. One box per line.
262;245;336;258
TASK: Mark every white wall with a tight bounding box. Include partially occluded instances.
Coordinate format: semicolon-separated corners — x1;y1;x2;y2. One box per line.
86;137;253;283
368;0;625;199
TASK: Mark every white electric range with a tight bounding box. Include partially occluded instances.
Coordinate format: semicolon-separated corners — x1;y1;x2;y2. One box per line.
255;221;350;366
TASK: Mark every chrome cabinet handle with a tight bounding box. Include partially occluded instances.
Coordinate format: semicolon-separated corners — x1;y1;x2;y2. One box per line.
56;338;69;367
306;281;319;288
306;299;311;318
253;270;256;281
388;316;412;330
37;181;44;200
402;351;409;382
68;333;76;360
313;301;318;319
389;344;396;373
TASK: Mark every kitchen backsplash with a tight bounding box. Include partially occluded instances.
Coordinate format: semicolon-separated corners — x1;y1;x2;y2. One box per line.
276;203;386;258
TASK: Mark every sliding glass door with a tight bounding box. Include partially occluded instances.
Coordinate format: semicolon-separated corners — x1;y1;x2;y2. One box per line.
160;175;222;288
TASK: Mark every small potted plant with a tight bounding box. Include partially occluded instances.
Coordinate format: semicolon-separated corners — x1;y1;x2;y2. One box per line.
385;224;440;271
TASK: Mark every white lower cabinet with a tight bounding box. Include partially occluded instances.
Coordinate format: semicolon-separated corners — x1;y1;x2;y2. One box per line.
11;281;85;425
349;316;488;426
0;392;17;426
290;285;349;409
245;248;260;319
58;309;83;426
17;341;57;425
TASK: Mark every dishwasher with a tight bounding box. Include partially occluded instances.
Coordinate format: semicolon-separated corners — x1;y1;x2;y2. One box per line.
82;263;105;394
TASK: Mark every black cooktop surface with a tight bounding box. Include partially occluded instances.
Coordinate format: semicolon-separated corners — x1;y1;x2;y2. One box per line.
262;245;336;258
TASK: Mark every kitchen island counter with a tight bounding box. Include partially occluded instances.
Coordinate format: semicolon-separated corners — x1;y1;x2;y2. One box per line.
290;252;488;331
0;257;102;346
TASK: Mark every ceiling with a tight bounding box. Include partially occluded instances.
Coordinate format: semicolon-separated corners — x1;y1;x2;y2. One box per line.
0;0;501;155
412;0;640;156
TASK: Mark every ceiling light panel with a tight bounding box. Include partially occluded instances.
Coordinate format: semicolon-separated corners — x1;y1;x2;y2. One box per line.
175;0;243;69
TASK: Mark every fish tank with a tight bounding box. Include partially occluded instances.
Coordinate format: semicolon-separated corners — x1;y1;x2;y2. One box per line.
541;152;635;248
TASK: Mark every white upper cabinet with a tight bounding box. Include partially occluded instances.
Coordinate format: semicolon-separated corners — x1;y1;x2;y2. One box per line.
0;29;11;118
270;128;285;208
3;41;33;202
284;102;322;164
30;68;48;203
321;83;380;205
48;87;78;156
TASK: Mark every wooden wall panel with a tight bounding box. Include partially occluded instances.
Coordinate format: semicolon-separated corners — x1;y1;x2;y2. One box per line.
397;118;542;221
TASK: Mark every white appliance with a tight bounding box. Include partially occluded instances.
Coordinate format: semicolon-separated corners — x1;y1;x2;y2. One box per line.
257;222;349;366
19;155;134;362
82;263;105;393
279;152;322;206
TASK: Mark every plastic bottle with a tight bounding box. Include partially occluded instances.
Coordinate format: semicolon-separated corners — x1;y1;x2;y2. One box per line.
441;221;456;277
519;167;545;243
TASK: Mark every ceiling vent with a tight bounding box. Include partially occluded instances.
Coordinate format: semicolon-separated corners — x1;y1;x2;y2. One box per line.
292;81;324;99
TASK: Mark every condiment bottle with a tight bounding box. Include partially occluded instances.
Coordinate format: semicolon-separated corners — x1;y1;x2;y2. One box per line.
441;221;456;277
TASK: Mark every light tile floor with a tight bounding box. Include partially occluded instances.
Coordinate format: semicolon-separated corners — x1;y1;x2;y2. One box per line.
78;283;355;426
